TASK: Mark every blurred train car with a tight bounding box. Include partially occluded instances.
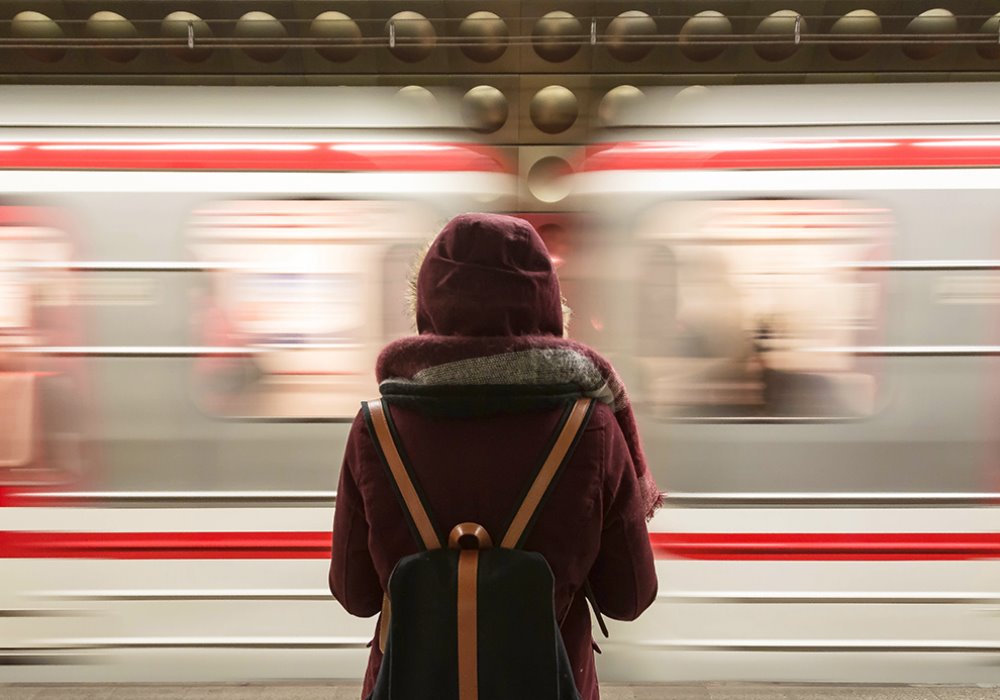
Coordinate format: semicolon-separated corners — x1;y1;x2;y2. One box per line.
569;82;1000;683
2;82;1000;687
0;86;512;681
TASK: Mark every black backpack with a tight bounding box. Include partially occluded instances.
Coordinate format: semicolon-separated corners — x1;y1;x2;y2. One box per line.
361;396;595;700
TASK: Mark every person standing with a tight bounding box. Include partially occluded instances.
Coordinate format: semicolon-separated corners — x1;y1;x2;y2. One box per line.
329;213;660;700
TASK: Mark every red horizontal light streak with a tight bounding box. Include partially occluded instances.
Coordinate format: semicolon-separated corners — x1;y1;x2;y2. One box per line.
649;532;1000;561
1;530;1000;561
0;141;509;173
0;531;330;559
583;138;1000;172
0;205;67;228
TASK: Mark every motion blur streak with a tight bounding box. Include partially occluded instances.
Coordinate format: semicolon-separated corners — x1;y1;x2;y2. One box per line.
583;137;1000;171
1;83;999;685
3;531;1000;560
0;141;507;172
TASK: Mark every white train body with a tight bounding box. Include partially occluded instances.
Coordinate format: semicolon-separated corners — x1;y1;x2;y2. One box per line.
1;84;999;685
570;82;1000;684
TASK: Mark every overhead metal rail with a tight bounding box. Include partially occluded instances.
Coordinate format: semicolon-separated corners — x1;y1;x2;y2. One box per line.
1;34;999;51
3;13;1000;52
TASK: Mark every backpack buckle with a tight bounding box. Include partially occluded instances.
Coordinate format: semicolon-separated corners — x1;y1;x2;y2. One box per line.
448;522;493;550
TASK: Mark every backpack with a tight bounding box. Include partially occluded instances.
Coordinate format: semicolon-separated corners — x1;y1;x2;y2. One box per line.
361;396;595;700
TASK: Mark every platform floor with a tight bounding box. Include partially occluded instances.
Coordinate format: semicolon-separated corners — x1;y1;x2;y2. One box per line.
1;684;998;700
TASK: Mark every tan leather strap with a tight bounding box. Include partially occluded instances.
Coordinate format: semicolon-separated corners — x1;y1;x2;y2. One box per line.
450;523;490;700
366;399;441;551
367;399;440;655
456;549;480;700
379;525;494;656
367;397;591;661
448;522;493;550
500;397;593;549
378;594;391;654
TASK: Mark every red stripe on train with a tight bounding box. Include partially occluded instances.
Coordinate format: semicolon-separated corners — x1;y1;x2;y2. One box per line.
583;138;1000;172
650;532;1000;561
0;531;330;559
2;530;1000;560
0;142;509;173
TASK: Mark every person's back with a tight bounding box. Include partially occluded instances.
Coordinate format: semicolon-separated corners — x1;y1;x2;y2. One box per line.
329;213;660;700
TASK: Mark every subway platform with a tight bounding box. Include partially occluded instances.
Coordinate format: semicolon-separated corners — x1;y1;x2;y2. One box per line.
1;684;999;700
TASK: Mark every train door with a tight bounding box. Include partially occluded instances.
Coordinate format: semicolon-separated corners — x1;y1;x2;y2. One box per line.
0;205;83;489
633;198;890;419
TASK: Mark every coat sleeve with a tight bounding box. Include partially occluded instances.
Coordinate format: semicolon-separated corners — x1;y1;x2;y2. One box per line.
328;412;383;618
587;415;658;621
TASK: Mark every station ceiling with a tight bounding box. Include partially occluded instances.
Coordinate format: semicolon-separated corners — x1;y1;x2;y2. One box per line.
4;1;1000;82
3;0;1000;208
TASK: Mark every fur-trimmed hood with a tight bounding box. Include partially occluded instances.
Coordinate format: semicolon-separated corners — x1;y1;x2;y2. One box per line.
379;213;663;520
414;213;565;337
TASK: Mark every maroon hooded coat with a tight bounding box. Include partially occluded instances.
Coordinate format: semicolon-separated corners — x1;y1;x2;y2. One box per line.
329;214;658;700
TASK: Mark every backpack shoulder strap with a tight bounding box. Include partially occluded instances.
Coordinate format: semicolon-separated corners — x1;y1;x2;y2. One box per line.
500;397;595;549
362;399;443;550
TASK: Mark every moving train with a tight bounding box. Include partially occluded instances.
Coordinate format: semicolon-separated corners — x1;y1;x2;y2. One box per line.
570;83;1000;683
1;83;998;685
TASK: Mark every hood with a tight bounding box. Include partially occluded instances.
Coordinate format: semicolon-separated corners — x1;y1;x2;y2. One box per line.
415;213;564;337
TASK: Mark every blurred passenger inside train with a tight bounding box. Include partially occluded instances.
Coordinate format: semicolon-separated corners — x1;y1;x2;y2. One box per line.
190;274;263;414
329;213;660;700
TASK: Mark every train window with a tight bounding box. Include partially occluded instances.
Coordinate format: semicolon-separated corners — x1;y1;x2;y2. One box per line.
0;268;30;330
188;199;434;419
0;264;34;469
634;199;890;419
0;207;81;481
